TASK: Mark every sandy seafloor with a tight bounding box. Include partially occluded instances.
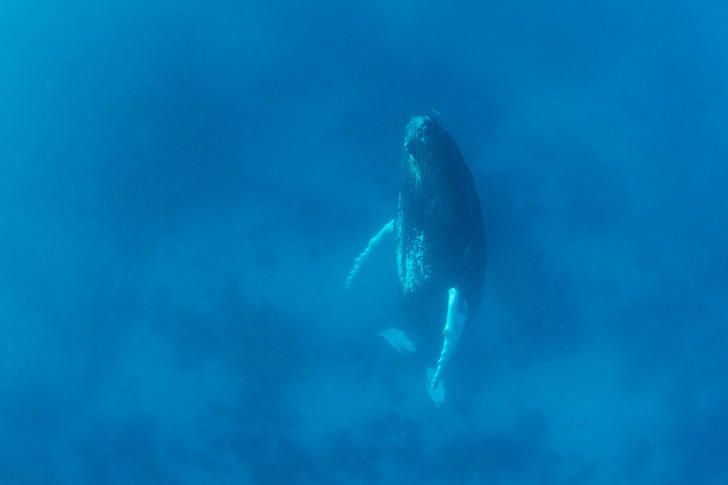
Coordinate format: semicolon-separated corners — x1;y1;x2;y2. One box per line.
1;1;727;483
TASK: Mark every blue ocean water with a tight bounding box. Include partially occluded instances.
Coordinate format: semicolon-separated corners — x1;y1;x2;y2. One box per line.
1;0;727;483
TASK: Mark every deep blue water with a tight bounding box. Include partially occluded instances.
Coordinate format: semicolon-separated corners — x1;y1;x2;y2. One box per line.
2;1;727;483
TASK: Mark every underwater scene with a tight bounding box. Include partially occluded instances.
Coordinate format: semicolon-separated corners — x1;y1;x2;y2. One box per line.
1;0;727;483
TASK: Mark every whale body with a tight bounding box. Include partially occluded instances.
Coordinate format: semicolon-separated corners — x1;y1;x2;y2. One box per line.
347;115;486;401
395;116;486;388
395;116;485;324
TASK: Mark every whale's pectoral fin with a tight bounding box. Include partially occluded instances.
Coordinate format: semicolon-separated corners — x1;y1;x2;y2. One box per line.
345;219;394;290
426;367;445;406
429;287;467;392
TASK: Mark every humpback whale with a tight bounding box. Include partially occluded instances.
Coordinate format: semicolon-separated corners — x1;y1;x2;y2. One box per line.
347;115;485;404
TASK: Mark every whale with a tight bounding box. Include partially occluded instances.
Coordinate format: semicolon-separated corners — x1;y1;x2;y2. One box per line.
347;115;486;404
